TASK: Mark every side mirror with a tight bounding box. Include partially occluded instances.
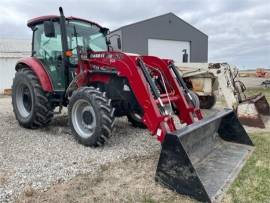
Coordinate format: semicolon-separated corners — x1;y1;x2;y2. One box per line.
44;21;55;37
117;37;121;50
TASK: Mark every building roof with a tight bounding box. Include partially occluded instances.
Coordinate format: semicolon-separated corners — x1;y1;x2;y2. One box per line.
112;12;207;37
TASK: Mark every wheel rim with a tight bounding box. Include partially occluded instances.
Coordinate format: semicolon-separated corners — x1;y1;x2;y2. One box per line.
71;99;96;139
16;84;32;118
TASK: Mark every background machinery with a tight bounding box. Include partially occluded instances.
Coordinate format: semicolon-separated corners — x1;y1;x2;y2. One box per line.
256;68;269;78
177;63;270;128
12;8;254;202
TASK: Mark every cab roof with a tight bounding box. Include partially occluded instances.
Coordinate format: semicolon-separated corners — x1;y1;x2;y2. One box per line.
27;15;104;29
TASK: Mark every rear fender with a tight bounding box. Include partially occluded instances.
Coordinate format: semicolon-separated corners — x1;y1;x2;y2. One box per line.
15;57;53;92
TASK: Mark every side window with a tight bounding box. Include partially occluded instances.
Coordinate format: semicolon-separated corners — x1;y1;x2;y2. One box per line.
32;22;65;90
89;33;107;51
33;23;62;59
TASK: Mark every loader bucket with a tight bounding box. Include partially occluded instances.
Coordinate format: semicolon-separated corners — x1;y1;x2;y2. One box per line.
155;109;254;203
237;94;270;128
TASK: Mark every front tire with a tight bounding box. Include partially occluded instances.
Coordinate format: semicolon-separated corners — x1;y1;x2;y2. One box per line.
68;87;115;147
12;67;54;128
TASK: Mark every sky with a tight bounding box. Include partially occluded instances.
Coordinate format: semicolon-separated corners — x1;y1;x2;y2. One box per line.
0;0;269;69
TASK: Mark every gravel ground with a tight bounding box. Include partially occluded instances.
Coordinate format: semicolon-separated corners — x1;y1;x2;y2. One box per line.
0;80;268;202
0;96;160;203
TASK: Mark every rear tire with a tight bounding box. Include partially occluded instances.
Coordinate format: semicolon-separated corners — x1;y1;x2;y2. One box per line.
68;87;115;147
199;95;216;109
12;67;54;128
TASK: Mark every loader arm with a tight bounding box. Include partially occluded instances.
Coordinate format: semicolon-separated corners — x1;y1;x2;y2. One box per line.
142;56;203;123
208;64;240;109
83;51;204;142
86;52;176;142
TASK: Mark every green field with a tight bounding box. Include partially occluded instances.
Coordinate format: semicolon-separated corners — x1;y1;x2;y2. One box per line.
226;87;270;203
226;133;270;203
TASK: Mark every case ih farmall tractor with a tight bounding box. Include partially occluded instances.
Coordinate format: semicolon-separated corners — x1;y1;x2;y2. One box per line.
12;7;254;202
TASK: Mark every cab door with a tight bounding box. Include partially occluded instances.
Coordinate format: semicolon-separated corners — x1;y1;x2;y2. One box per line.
32;22;65;91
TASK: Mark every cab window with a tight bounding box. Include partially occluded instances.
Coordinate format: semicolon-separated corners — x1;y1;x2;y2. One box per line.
32;22;65;90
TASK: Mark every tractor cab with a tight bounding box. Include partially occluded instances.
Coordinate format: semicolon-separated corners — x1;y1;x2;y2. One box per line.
27;15;109;91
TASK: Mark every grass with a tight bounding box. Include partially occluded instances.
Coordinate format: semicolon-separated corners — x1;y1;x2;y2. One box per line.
226;87;270;203
227;133;270;203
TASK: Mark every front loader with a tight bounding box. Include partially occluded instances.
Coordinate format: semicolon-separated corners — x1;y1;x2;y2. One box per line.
177;63;270;128
12;7;254;202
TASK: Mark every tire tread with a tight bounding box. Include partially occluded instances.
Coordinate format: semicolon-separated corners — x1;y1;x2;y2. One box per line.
12;67;54;129
69;86;115;147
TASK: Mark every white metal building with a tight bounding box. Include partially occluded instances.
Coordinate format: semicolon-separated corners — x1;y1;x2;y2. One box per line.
0;39;31;94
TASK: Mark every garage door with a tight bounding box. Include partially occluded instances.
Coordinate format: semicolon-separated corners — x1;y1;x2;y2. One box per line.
148;39;190;63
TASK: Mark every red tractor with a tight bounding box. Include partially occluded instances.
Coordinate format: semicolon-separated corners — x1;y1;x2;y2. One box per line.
12;7;254;202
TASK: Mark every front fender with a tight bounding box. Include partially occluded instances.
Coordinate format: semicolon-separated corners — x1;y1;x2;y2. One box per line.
15;57;53;92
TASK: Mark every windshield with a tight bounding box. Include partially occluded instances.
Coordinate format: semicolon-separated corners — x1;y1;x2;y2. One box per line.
67;20;108;53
